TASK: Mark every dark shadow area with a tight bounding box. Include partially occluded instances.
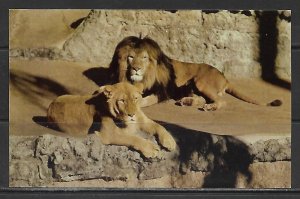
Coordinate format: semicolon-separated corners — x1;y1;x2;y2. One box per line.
82;67;116;87
278;12;291;22
240;10;252;16
164;10;178;14
229;10;252;16
157;121;253;188
32;116;59;132
10;70;69;110
257;11;291;90
202;10;220;14
70;17;86;29
32;115;99;135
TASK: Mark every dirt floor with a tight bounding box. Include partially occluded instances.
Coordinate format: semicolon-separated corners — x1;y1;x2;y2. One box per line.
9;59;291;144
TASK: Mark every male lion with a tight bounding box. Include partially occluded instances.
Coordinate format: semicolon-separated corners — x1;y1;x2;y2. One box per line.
47;82;176;158
109;36;282;111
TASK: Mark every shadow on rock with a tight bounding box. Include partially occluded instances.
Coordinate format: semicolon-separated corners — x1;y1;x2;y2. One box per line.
10;70;70;110
82;67;117;86
70;17;86;29
257;11;291;90
157;121;253;188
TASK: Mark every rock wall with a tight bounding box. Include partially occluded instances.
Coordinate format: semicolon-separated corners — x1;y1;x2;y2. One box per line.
9;10;291;79
63;10;263;77
9;134;291;187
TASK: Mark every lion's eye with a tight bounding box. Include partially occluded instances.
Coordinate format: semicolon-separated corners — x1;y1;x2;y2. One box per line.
143;56;148;59
128;56;134;62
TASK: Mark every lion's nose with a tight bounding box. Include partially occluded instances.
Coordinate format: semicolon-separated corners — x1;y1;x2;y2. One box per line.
128;113;135;117
133;66;141;71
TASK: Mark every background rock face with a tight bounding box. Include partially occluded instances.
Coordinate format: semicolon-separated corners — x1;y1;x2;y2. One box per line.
63;10;263;77
10;9;290;79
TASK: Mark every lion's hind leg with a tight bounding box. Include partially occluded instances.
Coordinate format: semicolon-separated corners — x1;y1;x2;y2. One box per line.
195;83;226;111
201;93;226;111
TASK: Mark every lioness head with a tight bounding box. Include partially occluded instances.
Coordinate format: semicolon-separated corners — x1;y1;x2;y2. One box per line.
93;82;143;122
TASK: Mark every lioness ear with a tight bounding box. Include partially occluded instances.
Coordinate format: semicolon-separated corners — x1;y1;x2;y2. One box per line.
103;85;113;98
134;83;144;94
94;85;113;98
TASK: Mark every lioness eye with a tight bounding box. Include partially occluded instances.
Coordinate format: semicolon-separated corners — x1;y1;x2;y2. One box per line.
118;99;125;103
143;56;148;59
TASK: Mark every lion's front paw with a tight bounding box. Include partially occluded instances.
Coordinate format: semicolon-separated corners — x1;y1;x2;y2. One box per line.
159;133;177;151
176;97;206;107
141;141;161;158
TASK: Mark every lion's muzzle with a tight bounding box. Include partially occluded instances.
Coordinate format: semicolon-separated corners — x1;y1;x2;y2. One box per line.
130;68;144;82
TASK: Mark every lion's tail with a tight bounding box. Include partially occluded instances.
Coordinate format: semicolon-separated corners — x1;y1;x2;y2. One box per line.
226;83;282;107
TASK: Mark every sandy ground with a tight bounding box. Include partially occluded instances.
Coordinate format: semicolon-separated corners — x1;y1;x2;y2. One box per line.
9;59;291;144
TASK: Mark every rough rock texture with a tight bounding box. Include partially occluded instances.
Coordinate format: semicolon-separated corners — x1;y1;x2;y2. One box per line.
46;161;290;188
9;134;291;187
62;10;262;77
276;11;291;79
9;10;291;79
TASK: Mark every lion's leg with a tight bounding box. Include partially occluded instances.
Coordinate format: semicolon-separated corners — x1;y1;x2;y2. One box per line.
139;113;176;151
176;94;206;107
195;82;226;111
95;119;160;158
200;89;226;111
140;94;159;107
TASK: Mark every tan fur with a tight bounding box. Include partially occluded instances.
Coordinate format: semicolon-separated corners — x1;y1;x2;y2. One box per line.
113;36;282;111
47;82;176;158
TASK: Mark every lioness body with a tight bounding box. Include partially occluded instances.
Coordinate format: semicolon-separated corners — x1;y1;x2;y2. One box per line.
110;36;281;111
47;95;97;135
47;82;176;158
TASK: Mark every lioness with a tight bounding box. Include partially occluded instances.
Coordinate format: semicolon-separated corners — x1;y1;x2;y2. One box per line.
47;82;176;158
109;36;282;111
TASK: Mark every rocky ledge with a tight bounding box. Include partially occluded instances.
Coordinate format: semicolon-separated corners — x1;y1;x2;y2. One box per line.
9;130;290;188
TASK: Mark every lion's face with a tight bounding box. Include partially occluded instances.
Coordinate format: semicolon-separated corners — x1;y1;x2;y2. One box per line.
97;82;142;122
127;49;151;82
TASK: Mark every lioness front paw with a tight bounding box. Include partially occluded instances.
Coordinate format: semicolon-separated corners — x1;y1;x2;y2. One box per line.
141;141;161;158
159;133;177;151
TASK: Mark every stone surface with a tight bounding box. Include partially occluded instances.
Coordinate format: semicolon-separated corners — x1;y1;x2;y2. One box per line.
62;10;262;78
9;10;291;79
47;161;290;188
9;134;291;187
